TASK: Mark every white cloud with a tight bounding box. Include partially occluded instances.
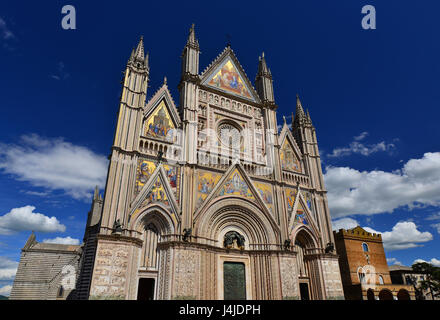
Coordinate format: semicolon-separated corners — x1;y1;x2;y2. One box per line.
42;236;80;245
354;131;369;141
331;217;359;231
0;205;66;235
0;134;108;200
324;152;440;217
0;257;18;281
327;132;395;158
426;212;440;221
0;285;12;296
364;221;433;251
387;257;402;266
413;258;440;267
0;17;15;40
431;223;440;234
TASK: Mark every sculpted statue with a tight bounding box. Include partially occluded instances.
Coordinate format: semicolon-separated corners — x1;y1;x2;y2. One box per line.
224;231;245;250
325;242;335;253
182;228;192;242
113;219;123;234
284;239;291;251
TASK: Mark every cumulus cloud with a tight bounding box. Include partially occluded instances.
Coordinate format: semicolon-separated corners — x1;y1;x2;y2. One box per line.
387;257;402;266
325;152;440;217
0;134;108;200
413;258;440;267
327;132;395;158
0;257;18;281
42;236;80;245
364;221;433;251
0;285;12;296
0;205;66;235
331;217;359;231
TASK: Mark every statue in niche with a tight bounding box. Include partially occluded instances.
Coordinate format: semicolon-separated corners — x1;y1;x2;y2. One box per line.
224;231;245;250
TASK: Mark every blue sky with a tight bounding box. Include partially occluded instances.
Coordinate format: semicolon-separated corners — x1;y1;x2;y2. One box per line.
1;1;440;295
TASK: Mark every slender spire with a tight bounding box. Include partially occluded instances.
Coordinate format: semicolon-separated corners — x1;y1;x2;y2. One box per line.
257;52;272;78
255;52;274;103
294;94;306;126
93;185;99;200
134;36;145;61
306;109;313;124
186;23;199;50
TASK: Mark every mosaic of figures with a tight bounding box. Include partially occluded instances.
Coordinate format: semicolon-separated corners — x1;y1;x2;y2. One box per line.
136;159;179;199
294;200;308;225
142;177;170;207
207;59;252;100
144;100;175;139
217;169;254;200
303;191;315;218
280;140;301;173
196;170;222;208
254;181;274;214
285;187;297;212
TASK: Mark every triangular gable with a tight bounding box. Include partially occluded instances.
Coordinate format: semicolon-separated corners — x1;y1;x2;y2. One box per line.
144;83;181;139
280;134;302;174
129;164;180;223
194;162;274;221
288;190;318;236
135;159;179;200
200;47;260;103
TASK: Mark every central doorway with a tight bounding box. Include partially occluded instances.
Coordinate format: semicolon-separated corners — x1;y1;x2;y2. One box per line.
223;262;246;300
137;278;155;300
299;282;310;300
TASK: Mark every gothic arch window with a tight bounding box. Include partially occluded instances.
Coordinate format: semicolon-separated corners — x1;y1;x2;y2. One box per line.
378;275;384;284
362;243;369;252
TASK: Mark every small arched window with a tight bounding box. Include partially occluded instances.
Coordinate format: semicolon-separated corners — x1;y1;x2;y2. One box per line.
378;275;384;284
358;271;366;284
362;243;369;252
57;286;64;298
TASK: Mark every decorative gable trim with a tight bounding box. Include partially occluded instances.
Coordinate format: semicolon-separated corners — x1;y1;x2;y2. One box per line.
144;83;181;128
129;164;181;222
200;47;261;104
194;162;279;233
288;189;319;237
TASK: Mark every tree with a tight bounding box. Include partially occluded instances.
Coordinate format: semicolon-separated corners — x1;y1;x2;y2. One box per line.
411;262;440;300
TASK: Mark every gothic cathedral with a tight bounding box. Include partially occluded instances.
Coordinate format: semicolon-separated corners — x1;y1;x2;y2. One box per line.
76;25;344;300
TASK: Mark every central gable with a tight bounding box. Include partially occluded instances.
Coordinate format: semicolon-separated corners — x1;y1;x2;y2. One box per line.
201;48;260;103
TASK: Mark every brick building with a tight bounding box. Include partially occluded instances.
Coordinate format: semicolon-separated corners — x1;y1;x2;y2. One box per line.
334;226;415;300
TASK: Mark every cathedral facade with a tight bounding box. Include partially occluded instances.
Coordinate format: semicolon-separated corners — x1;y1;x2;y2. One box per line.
76;25;344;300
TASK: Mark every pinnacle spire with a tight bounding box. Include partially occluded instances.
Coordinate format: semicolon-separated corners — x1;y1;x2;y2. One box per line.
134;36;145;60
295;94;306;125
93;185;99;200
257;52;272;78
186;23;199;50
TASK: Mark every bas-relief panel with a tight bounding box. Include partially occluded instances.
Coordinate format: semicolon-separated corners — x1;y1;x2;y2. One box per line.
136;159;179;199
280;140;301;173
90;242;130;298
196;171;222;208
207;59;252;100
144;100;175;139
254;181;274;214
